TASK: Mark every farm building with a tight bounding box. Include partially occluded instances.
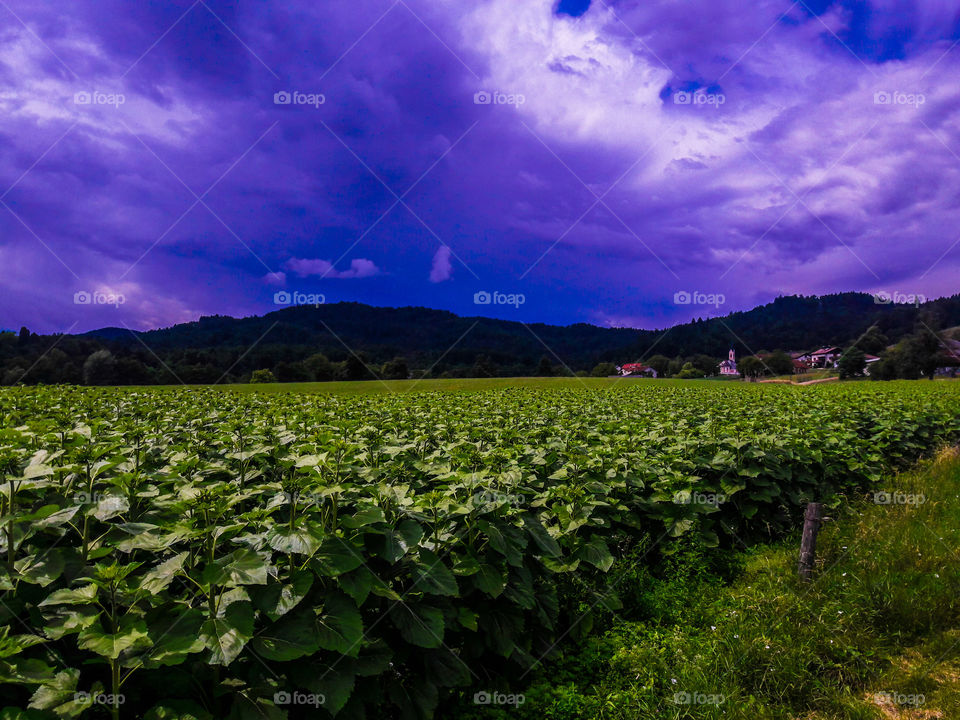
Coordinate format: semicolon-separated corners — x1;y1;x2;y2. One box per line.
935;339;960;376
807;346;842;368
619;363;658;378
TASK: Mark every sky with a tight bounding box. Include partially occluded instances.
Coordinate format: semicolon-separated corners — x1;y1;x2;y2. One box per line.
1;0;960;334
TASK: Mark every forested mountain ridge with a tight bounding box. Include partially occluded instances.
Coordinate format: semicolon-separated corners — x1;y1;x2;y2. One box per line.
2;292;958;384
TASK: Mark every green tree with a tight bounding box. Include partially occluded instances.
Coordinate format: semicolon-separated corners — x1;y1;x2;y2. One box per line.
645;355;671;378
738;356;764;379
855;325;889;355
304;353;335;381
382;357;410;380
249;368;276;383
275;361;311;382
537;356;555;377
903;329;941;380
591;362;617;377
766;350;793;376
1;367;25;386
674;362;705;379
83;350;116;386
690;354;719;377
472;354;498;378
342;353;373;381
837;348;866;378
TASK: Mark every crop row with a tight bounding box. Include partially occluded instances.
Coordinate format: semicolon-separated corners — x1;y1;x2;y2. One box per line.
0;382;958;718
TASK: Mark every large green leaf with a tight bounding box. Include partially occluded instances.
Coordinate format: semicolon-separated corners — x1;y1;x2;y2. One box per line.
138;553;188;595
316;592;363;657
310;537;363;577
413;549;458;597
39;584;97;607
338;566;376;606
307;664;355;717
391;604;444;649
77;617;152;660
472;564;506;597
27;668;79;711
523;515;561;557
265;523;323;555
205;549;270;588
252;608;320;661
199;601;254;666
577;536;615;572
253;570;313;621
15;551;64;587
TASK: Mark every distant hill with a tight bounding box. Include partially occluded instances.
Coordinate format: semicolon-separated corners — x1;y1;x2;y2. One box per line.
2;292;958;385
87;292;960;361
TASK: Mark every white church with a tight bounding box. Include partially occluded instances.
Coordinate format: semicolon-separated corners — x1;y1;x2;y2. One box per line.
719;348;738;376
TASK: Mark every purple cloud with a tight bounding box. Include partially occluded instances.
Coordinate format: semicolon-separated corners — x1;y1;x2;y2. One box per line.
0;0;957;334
285;258;380;279
429;246;453;282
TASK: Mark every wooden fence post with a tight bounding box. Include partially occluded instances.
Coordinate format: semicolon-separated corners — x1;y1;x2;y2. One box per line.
798;502;824;581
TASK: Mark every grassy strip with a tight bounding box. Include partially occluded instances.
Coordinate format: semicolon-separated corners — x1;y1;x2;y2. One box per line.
462;448;960;719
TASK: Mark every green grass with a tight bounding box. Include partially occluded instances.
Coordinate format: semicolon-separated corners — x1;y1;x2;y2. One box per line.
128;376;667;395
761;369;840;383
462;448;960;720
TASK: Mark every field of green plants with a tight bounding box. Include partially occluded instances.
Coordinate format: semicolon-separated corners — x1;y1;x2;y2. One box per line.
0;381;959;719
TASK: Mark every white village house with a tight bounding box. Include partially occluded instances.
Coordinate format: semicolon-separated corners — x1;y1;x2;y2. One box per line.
619;363;658;378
